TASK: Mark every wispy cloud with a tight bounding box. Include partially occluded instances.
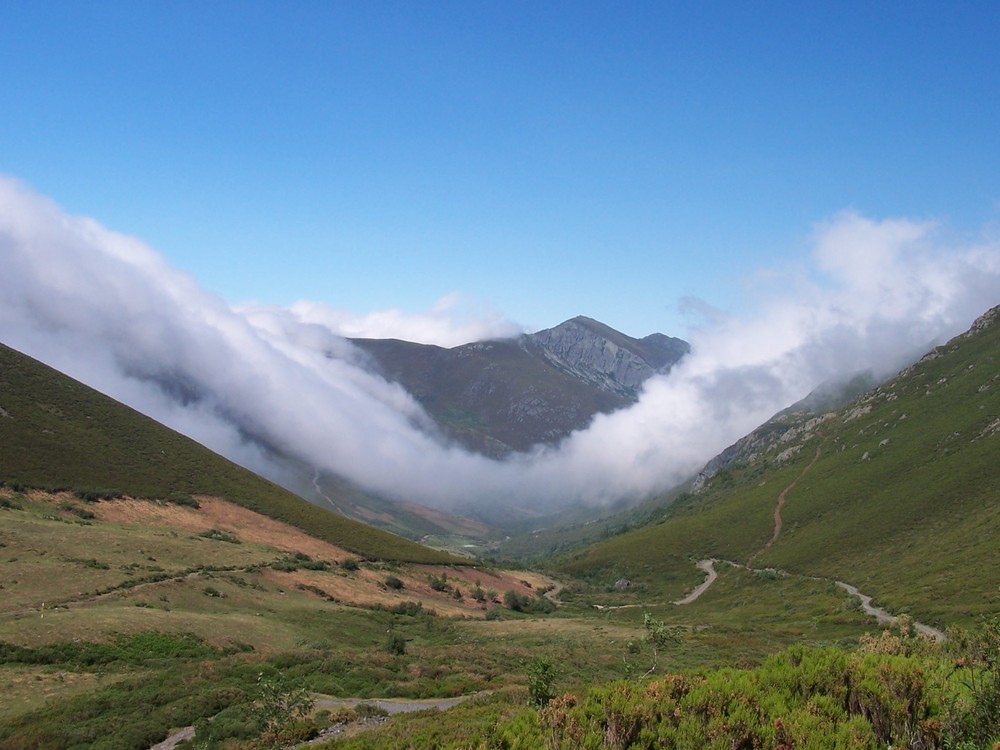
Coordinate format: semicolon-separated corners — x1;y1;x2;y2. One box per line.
2;175;998;514
256;293;522;348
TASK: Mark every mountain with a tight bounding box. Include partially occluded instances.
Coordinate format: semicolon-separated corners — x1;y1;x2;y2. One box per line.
0;341;461;565
352;316;688;457
526;315;690;397
561;303;1000;627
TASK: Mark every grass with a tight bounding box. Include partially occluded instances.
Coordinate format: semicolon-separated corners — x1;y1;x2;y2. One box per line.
0;341;462;565
559;306;1000;628
0;482;903;748
2;309;998;747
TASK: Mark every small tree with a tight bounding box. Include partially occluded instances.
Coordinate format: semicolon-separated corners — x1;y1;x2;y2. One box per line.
623;613;682;678
251;671;315;742
504;590;525;611
527;657;557;706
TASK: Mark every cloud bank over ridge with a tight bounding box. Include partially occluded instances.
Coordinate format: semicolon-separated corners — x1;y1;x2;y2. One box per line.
2;175;998;512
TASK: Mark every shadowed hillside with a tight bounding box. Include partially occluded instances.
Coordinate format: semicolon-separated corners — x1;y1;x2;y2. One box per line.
352;316;688;457
0;341;461;564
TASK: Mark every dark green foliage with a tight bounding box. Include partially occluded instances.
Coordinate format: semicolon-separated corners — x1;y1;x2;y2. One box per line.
519;645;948;749
341;556;360;571
269;553;331;572
58;501;96;519
386;633;407;656
249;670;316;741
199;527;241;544
503;589;524;611
389;601;426;616
0;496;23;510
944;617;1000;747
296;582;337;602
503;589;556;615
0;632;225;668
167;491;200;508
384;575;404;590
73;488;124;502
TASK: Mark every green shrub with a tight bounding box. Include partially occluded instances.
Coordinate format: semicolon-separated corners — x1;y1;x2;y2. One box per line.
384;575;404;590
199;528;241;544
428;572;450;591
167;492;200;508
527;657;557;707
385;633;407;656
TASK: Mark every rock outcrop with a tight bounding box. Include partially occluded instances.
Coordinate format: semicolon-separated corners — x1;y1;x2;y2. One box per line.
352;316;689;456
525;316;689;398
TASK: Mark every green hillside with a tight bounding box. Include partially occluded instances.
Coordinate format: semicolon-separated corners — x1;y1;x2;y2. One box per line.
0;342;460;565
561;305;1000;628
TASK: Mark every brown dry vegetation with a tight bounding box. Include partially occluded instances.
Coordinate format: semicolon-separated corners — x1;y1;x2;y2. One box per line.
91;494;353;562
0;489;555;632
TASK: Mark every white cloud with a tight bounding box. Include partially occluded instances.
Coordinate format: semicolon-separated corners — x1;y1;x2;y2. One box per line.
2;175;998;516
254;292;522;348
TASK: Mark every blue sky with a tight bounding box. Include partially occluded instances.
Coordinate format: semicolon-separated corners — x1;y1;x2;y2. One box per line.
3;1;999;339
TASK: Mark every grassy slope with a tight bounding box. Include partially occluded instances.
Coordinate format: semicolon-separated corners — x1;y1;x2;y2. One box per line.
561;306;1000;628
0;342;460;564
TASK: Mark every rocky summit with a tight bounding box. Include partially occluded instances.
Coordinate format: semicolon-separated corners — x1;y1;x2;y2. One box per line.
352;317;689;457
524;315;690;398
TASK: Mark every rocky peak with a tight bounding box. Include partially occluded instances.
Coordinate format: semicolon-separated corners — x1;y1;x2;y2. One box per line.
525;316;689;398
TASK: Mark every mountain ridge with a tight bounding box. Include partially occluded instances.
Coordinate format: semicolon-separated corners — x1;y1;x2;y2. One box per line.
352;316;689;457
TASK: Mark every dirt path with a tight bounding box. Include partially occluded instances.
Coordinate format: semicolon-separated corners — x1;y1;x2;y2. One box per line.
314;695;477;714
543;581;566;605
312;468;346;516
673;559;718;605
149;694;484;750
747;436;825;567
149;726;194;750
836;581;946;641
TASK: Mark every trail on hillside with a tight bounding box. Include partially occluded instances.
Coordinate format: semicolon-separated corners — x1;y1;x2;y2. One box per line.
835;581;946;641
671;559;945;640
629;432;945;640
312;468;346;515
543;581;566;605
672;559;718;605
149;694;486;750
746;435;825;567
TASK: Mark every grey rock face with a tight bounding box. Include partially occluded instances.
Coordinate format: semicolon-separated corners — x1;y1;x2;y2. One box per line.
352;316;690;456
526;316;689;398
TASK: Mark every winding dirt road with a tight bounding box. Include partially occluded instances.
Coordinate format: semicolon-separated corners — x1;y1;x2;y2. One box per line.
673;433;945;641
672;559;718;605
